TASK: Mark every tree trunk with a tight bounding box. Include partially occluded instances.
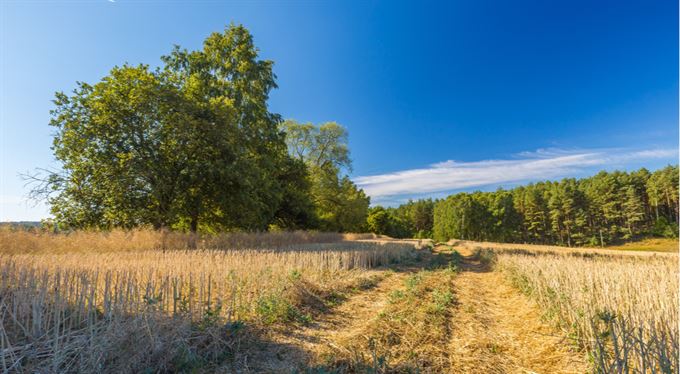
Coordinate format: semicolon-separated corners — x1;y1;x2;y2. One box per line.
158;225;168;253
655;200;659;220
665;193;676;222
566;224;571;247
188;215;198;249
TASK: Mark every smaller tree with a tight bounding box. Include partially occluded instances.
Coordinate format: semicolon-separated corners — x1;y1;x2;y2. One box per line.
411;199;435;236
281;120;351;171
622;185;645;238
281;120;369;232
366;207;390;235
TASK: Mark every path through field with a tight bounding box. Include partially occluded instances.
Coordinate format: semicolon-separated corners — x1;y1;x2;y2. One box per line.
294;270;412;363
249;268;415;372
250;242;588;373
444;245;587;373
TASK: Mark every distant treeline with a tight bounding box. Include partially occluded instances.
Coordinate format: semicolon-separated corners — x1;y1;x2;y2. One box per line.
368;165;679;246
366;200;435;239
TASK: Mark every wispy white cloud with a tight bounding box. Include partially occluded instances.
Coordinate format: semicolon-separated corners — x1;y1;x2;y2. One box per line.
354;147;678;205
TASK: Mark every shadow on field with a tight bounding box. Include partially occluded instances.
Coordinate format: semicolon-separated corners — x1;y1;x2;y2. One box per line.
433;244;492;274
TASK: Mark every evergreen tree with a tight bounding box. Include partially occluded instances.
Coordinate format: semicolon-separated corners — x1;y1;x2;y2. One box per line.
622;185;645;238
430;166;678;245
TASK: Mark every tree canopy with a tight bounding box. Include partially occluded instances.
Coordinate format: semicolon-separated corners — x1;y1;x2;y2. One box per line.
39;25;316;232
366;199;435;239
281;120;369;232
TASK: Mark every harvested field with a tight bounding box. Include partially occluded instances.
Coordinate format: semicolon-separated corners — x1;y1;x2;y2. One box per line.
1;229;676;373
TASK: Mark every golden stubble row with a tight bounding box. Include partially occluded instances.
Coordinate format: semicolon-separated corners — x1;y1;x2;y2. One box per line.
1;242;414;342
0;227;379;254
496;251;678;372
450;238;676;258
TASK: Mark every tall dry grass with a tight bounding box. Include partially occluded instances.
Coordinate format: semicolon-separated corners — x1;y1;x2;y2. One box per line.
0;229;410;373
496;250;678;373
0;226;378;254
449;239;677;258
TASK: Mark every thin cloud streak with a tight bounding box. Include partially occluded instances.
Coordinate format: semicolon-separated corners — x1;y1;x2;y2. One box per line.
355;148;678;204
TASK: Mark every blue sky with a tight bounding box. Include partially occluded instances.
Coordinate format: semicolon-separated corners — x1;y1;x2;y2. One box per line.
1;0;678;220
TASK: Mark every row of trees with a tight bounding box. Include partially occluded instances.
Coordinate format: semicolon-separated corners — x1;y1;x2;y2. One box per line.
35;25;369;233
368;166;677;246
366;199;434;238
433;166;678;246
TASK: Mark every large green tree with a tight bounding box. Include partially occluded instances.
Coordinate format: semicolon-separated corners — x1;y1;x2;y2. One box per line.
38;25;309;232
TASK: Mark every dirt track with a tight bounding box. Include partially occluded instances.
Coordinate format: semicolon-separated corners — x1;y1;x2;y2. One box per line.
249;242;588;373
287;271;411;363
443;245;587;373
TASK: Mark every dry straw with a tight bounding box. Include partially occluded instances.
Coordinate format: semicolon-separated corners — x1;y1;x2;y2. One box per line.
0;229;408;373
493;246;678;372
0;226;379;254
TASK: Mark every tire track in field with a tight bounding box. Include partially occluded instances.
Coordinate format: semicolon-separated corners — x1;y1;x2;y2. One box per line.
301;270;412;361
257;269;413;371
292;248;456;372
444;245;588;374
